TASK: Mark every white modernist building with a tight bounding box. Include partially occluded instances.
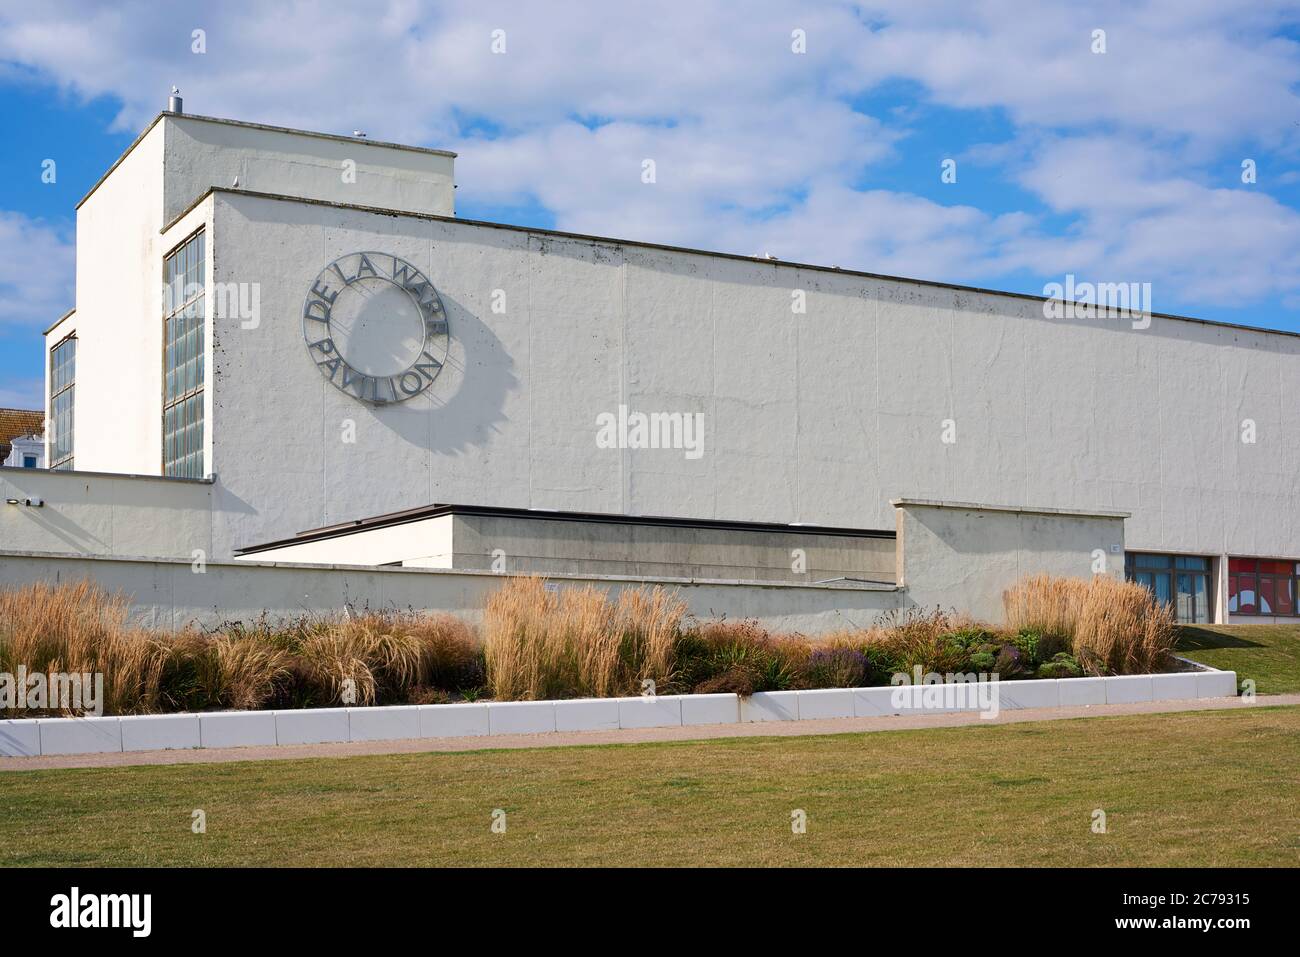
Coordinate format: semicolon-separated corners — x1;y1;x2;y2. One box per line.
3;106;1299;628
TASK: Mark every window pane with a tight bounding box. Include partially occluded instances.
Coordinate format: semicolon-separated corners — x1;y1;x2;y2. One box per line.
1238;574;1259;614
1192;575;1209;623
1135;553;1172;569
1276;578;1295;616
48;337;76;468
1175;574;1194;621
1176;556;1208;570
1153;573;1172;607
163;230;206;476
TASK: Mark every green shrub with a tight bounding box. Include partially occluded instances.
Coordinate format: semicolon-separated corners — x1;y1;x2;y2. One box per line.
993;644;1030;678
1036;652;1083;679
673;619;810;695
1009;629;1043;668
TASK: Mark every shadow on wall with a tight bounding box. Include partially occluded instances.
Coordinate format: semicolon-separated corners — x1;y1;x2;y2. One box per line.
378;290;518;456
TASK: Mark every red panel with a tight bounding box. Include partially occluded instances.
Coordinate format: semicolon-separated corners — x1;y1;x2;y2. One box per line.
1277;580;1295;616
1233;574;1259;615
1260;578;1276;615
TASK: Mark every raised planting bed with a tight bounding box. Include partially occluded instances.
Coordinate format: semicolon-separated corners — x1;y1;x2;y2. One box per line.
0;668;1239;757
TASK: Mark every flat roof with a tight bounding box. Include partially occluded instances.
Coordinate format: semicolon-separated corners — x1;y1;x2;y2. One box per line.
43;307;75;337
891;498;1131;519
236;502;897;555
195;186;1300;344
76;111;457;211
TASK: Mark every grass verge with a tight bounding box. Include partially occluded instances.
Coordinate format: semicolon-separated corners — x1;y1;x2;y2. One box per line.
1176;624;1300;694
2;707;1296;867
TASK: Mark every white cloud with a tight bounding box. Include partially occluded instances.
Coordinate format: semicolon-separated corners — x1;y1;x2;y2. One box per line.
848;0;1300;150
0;212;74;329
1003;136;1300;307
1;0;1299;319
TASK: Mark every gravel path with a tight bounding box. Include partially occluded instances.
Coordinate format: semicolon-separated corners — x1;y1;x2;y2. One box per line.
3;693;1295;772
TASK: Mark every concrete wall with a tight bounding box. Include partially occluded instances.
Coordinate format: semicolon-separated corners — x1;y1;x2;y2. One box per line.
49;113;456;479
200;189;1300;564
241;511;897;583
41;113;1300;575
895;499;1127;622
163;115;455;226
0;468;214;559
237;514;458;567
58;121;167;476
447;513;893;582
1228;613;1300;625
0;550;901;635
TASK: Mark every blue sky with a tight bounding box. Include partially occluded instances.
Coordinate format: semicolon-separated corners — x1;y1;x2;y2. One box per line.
2;0;1300;408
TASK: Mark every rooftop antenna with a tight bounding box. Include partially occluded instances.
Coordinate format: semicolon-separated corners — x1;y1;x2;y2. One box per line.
168;86;183;113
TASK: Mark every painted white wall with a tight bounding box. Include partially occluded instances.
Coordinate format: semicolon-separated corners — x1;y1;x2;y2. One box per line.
162;115;455;225
238;514;456;567
0;551;901;635
202;189;1300;565
894;500;1127;623
238;510;895;581
58;122;166;476
46;113;456;479
0;468;213;559
39;113;1300;581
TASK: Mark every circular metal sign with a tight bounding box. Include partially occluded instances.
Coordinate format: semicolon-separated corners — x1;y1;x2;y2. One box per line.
302;252;449;404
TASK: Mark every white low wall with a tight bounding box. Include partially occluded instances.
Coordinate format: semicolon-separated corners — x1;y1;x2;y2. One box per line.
0;468;214;560
0;670;1238;757
0;549;901;634
894;499;1128;622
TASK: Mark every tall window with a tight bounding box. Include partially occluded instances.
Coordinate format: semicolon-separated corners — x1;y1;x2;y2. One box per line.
1124;552;1212;624
49;334;76;470
1228;558;1299;617
163;230;205;478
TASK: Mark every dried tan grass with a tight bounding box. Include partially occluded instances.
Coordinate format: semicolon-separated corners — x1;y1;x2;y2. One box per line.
0;579;170;715
212;635;287;709
0;581;487;713
297;611;485;705
819;607;979;676
1074;576;1177;675
483;577;686;700
1003;574;1087;641
1003;573;1176;675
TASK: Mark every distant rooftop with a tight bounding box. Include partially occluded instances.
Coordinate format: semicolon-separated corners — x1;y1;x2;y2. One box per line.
0;408;43;462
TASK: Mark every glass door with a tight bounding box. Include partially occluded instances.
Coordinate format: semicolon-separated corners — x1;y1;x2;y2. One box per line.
1126;553;1211;623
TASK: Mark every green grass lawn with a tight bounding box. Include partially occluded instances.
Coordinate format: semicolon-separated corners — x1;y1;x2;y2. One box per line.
2;707;1297;867
1177;623;1300;693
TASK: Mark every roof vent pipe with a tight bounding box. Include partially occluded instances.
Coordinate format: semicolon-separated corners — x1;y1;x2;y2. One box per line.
168;86;183;113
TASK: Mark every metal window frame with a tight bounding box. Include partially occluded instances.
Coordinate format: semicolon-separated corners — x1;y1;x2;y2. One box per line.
48;331;77;470
161;228;206;478
1227;557;1299;617
1124;552;1212;624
